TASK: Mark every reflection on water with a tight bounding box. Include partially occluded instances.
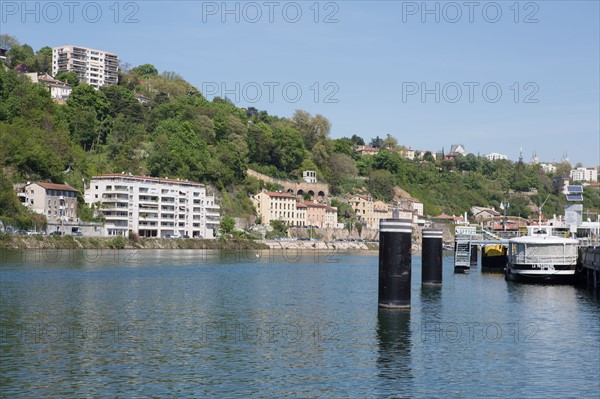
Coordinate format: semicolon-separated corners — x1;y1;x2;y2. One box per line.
0;250;599;398
376;309;413;397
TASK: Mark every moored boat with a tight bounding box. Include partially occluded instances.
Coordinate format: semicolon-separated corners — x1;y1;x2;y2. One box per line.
482;244;507;271
506;226;578;283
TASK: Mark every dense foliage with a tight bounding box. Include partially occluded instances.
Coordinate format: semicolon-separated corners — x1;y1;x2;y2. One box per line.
1;36;598;229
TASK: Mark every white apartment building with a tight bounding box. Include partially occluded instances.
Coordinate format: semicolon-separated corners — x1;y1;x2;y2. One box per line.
85;175;220;238
52;45;119;88
485;152;508;161
570;167;598;182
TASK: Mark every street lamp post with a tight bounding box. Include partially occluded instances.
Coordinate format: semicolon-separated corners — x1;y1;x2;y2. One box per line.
501;201;510;232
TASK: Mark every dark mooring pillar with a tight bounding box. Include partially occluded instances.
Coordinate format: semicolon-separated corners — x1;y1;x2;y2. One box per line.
379;219;413;309
422;229;443;286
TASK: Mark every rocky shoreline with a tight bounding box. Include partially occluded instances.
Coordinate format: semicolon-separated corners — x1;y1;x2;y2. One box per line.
0;236;435;253
0;235;269;251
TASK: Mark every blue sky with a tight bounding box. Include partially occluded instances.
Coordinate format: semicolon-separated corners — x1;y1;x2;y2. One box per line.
3;0;599;165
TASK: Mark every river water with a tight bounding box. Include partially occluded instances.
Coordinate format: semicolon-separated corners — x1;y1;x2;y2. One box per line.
1;249;599;398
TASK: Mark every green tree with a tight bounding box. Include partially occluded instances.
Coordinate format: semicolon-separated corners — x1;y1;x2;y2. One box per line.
271;124;306;173
368;170;395;202
7;43;34;68
100;84;142;120
147;119;210;182
270;220;289;236
350;134;365;145
329;153;357;185
220;216;236;234
32;46;52;73
247;122;275;165
131;63;159;77
332;138;356;158
355;221;363;237
55;71;80;86
292;110;330;150
370;136;383;148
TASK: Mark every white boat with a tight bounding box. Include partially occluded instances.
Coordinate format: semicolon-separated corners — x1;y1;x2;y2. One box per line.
506;226;579;283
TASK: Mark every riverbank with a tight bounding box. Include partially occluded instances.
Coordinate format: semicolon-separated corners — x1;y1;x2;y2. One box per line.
259;240;378;251
0;235;269;250
0;235;430;252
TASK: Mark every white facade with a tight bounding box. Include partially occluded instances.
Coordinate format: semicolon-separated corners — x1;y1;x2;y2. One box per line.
570;167;598;182
85;175;220;238
485;152;508;161
302;170;317;183
52;45;119;88
540;163;557;174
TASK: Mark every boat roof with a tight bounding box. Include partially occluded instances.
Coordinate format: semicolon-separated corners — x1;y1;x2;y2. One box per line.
510;235;578;244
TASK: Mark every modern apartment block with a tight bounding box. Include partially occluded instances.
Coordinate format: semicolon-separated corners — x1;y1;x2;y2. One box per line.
570;167;598;182
85;175;220;238
16;182;78;222
52;45;119;88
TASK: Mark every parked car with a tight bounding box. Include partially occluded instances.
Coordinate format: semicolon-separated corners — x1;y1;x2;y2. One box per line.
49;231;63;236
72;231;83;236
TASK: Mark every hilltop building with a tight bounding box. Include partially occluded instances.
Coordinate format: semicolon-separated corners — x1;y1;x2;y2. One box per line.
302;170;317;183
444;144;468;160
52;45;118;88
539;163;557;174
25;73;72;101
485;152;508;161
355;145;379;156
85;174;220;238
570;167;598;182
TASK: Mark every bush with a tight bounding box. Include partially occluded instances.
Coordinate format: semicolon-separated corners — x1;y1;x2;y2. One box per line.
109;235;126;249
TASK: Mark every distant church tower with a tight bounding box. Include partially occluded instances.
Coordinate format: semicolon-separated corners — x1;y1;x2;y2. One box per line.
518;147;524;163
531;151;539;164
561;152;569;164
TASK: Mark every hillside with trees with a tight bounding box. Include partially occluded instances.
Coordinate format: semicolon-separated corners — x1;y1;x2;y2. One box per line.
1;36;598;230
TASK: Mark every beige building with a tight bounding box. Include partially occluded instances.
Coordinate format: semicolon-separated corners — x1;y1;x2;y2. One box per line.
252;190;303;227
305;203;338;229
52;45;119;88
471;206;501;221
296;203;307;227
251;190;337;228
17;182;78;222
349;195;378;228
85;174;219;238
355;145;379;156
349;195;423;228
